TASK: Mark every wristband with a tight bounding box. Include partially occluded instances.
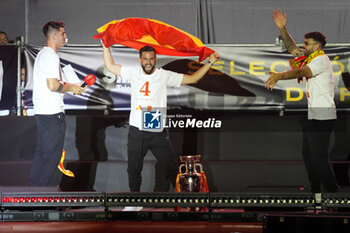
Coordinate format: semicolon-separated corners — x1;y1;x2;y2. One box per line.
56;83;64;92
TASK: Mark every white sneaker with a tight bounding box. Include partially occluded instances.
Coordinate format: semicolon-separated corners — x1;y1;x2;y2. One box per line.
122;206;144;211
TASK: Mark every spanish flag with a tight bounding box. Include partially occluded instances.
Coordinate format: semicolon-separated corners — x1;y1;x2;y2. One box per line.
93;18;214;62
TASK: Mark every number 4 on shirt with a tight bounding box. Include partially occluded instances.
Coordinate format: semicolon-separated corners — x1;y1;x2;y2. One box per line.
140;81;151;96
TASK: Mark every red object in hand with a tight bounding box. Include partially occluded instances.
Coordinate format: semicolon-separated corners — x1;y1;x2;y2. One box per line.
81;74;96;87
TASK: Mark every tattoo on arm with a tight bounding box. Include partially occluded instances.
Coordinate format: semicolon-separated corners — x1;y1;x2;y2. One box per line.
279;28;297;51
55;83;63;93
279;28;304;56
294;50;305;57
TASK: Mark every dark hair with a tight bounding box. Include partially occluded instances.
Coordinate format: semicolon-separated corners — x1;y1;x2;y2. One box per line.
0;31;9;44
139;45;156;57
42;21;65;38
304;31;326;48
0;31;7;36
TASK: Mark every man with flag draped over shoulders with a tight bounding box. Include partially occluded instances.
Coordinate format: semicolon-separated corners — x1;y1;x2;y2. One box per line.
102;43;219;193
265;9;338;193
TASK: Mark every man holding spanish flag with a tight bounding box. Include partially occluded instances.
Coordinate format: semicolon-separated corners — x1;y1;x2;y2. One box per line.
99;19;219;192
265;9;338;193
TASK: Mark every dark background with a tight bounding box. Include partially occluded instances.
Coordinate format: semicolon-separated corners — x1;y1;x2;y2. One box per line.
1;0;349;45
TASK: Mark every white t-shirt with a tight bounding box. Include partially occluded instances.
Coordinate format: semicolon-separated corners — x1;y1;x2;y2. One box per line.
121;66;183;130
33;47;64;115
306;55;336;120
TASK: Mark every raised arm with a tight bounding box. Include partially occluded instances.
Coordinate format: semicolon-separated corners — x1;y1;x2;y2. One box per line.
181;52;220;85
102;43;122;76
272;9;305;57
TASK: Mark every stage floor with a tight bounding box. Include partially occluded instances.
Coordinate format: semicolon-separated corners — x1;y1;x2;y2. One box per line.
0;221;263;233
1;206;350;233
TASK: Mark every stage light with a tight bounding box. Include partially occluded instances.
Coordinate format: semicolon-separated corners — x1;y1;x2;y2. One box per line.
2;192;350;213
106;192;209;208
322;193;350;208
210;193;314;208
1;192;105;208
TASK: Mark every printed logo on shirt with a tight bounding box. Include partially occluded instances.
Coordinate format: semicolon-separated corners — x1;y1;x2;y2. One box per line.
142;109;163;132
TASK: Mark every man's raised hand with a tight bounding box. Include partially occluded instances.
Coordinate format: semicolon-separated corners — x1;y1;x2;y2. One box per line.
272;9;287;29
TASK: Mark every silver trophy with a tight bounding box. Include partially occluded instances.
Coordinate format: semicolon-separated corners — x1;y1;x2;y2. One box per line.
178;155;204;192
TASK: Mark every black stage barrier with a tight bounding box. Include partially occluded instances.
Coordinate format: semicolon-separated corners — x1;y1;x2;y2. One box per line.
0;192;348;223
2;192;349;210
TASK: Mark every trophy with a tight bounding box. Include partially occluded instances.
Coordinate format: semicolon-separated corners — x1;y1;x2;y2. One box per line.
178;155;206;192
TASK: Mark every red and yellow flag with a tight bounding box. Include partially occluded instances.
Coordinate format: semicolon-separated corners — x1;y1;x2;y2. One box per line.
93;18;214;62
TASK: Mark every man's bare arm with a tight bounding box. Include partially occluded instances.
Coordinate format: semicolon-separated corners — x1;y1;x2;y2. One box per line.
278;27;305;57
47;78;84;95
181;52;220;85
265;66;313;90
102;43;122;76
272;9;305;57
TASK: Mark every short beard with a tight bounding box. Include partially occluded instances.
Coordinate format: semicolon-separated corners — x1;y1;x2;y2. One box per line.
142;64;155;75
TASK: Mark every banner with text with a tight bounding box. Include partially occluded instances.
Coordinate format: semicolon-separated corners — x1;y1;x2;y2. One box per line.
23;45;350;112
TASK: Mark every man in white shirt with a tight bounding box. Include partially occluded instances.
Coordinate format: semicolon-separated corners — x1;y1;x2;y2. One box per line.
103;43;219;191
29;22;85;186
266;9;338;193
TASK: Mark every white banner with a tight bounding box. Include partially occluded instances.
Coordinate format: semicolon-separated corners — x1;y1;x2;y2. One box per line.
23;45;350;112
